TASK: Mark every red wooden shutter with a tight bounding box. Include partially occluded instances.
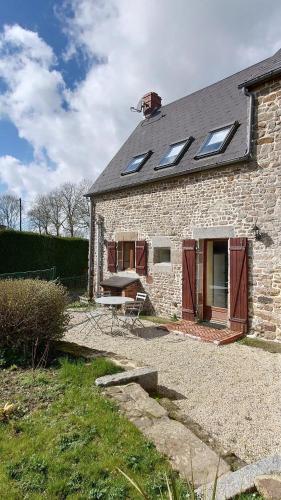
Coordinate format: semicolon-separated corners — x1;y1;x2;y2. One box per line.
182;239;196;321
107;241;117;272
136;240;147;275
229;238;248;333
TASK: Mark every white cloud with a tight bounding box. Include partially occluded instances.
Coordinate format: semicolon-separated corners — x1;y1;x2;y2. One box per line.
0;155;57;199
1;0;281;199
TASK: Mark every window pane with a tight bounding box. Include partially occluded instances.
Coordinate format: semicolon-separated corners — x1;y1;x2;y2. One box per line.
206;240;228;308
197;125;233;156
208;129;229;145
166;143;184;158
154;247;171;263
123;242;135;269
159;140;187;167
124;153;149;174
131;156;143;165
125;155;144;172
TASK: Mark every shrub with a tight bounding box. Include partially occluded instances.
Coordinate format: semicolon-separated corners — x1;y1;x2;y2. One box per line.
0;279;69;362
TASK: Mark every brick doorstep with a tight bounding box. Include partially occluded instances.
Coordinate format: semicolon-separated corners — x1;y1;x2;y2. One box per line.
160;320;244;345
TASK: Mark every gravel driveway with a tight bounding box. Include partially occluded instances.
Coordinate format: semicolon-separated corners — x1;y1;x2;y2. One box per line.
65;312;281;463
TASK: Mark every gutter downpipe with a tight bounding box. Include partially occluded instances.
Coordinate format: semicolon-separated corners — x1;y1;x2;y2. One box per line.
88;197;95;300
96;215;103;295
242;85;254;160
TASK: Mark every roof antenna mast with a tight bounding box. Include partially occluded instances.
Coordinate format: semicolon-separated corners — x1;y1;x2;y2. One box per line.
130;97;144;113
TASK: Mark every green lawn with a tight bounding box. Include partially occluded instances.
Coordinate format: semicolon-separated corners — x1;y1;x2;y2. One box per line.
0;358;187;499
238;336;281;354
139;315;175;324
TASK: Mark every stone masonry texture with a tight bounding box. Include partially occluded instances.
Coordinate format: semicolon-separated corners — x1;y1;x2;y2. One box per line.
91;77;281;340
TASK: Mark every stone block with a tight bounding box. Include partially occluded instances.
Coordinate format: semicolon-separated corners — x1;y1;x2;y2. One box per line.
145;418;230;488
115;231;138;241
197;454;281;500
103;383;167;425
95;367;158;392
192;225;235;239
255;474;281;500
151;235;172;247
102;383;229;487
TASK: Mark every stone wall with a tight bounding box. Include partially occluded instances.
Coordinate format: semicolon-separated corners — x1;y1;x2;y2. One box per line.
91;77;281;340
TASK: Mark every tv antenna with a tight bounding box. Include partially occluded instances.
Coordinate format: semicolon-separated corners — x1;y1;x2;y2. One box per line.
130;97;144;113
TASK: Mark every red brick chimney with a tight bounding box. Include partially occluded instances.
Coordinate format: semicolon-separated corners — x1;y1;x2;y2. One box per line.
142;92;162;117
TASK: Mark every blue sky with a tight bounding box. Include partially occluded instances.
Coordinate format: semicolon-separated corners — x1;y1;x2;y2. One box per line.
0;0;86;86
0;0;87;194
0;0;281;200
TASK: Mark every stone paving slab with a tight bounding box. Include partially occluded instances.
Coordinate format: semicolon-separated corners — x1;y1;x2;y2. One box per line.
197;454;281;499
103;383;230;488
96;367;158;392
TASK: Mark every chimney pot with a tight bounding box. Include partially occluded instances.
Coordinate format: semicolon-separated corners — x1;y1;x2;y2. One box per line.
142;92;162;117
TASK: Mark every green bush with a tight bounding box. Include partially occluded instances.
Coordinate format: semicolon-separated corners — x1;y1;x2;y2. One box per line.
0;279;69;360
0;230;88;278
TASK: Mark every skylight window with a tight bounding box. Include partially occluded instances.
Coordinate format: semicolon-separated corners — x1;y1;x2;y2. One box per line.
155;137;193;170
195;122;238;158
121;151;152;175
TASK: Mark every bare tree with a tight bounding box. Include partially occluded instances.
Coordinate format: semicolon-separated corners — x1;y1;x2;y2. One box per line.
60;182;84;237
27;179;91;237
48;190;65;236
28;206;44;234
0;194;20;229
76;179;91;233
28;195;51;235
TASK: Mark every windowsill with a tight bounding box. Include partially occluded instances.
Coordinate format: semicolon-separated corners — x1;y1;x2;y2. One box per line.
116;270;139;278
154;262;171;266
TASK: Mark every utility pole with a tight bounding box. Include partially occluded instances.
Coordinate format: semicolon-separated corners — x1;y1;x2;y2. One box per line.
19;197;22;231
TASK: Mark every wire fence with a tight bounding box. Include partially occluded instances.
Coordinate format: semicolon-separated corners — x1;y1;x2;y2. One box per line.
0;267;88;295
0;266;56;281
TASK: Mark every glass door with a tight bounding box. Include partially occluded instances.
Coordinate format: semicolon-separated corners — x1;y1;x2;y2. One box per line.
204;239;228;323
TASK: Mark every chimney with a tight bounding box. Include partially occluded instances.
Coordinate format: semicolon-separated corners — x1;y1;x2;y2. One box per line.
142;92;162;117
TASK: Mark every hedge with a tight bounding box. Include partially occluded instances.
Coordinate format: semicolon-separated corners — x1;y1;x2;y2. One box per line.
0;230;89;278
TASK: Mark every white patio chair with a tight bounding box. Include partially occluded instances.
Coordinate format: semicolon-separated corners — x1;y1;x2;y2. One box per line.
95;290;111;298
95;290;112;309
121;293;147;332
136;292;147;303
72;291;112;336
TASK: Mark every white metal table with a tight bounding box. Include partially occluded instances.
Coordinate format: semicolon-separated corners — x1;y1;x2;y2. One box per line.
95;296;134;334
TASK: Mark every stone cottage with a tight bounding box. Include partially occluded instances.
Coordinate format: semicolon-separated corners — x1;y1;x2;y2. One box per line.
87;49;281;340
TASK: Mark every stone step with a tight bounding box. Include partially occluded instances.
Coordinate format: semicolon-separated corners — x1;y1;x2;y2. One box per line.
102;382;230;488
95;367;158;392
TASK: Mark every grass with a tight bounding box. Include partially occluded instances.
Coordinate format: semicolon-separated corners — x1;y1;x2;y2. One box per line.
67;300;94;310
0;357;187;499
140;315;175;325
234;494;263;499
238;336;281;354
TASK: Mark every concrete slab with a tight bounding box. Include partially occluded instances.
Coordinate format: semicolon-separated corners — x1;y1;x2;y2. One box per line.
96;367;158;392
197;454;281;499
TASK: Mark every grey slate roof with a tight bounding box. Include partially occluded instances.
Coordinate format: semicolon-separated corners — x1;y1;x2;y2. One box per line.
88;50;281;196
